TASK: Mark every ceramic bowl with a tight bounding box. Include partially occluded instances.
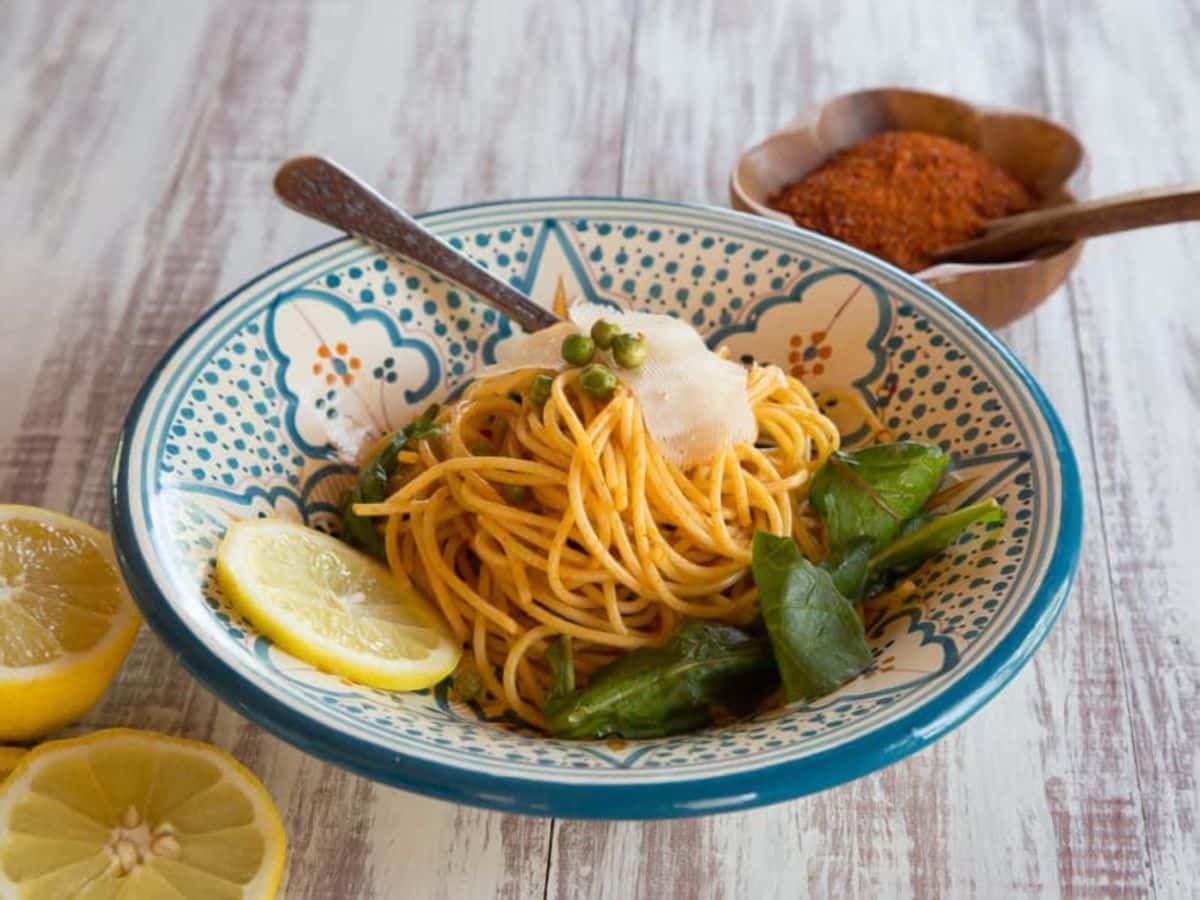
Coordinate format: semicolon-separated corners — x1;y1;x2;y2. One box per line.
111;198;1082;818
730;87;1086;328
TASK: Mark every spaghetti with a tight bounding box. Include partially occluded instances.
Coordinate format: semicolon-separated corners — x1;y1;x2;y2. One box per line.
354;364;840;729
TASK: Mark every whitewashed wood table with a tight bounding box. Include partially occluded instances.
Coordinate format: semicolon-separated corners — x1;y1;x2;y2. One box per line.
2;1;1196;897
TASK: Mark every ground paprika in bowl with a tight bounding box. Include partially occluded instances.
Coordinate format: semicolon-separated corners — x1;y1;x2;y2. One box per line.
730;87;1085;328
766;130;1037;273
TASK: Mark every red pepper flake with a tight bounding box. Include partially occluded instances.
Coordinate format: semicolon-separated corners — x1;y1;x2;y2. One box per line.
768;131;1036;272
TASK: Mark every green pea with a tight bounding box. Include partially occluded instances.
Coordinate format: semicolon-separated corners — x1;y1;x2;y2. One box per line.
470;441;496;456
500;483;529;504
590;319;620;350
580;363;618;400
561;333;595;366
529;373;554;406
611;332;648;369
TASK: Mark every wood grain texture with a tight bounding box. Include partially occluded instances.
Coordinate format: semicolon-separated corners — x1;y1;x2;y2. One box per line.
552;1;1189;898
0;0;1195;897
1035;1;1200;895
0;1;632;897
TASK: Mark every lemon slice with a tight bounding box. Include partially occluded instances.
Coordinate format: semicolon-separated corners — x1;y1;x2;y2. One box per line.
0;728;285;898
216;520;460;690
0;748;25;782
0;506;141;742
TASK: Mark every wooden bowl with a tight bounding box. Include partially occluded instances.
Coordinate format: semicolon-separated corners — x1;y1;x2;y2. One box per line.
729;87;1085;328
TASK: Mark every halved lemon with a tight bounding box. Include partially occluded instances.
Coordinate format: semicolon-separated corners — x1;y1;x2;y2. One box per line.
0;506;141;742
216;520;460;690
0;728;285;898
0;748;25;783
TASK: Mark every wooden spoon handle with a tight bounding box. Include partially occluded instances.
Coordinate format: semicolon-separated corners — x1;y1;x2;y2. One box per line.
274;156;561;332
932;183;1200;264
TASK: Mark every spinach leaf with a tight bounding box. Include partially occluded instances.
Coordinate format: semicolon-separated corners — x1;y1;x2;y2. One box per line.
810;441;1005;601
543;622;778;740
810;442;948;557
868;498;1005;578
340;405;441;560
752;532;872;703
545;635;575;703
824;540;874;599
823;499;1006;600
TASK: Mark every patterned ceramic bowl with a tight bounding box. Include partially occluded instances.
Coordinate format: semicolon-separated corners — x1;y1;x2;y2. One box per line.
111;198;1082;818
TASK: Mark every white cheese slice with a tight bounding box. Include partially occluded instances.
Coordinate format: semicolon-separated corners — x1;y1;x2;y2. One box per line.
488;302;757;467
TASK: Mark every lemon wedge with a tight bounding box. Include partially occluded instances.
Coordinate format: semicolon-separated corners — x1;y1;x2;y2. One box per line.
0;506;141;742
216;520;460;690
0;748;25;783
0;728;285;898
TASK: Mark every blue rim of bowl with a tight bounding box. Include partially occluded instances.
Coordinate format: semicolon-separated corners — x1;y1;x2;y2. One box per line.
110;197;1083;819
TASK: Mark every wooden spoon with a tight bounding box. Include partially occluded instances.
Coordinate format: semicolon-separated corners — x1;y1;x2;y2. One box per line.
273;156;561;332
932;184;1200;265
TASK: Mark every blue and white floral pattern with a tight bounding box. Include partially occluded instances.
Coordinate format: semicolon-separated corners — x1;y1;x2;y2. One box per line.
113;199;1081;817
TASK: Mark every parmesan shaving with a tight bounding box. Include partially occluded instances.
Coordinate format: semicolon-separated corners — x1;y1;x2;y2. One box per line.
326;414;375;463
487;302;756;467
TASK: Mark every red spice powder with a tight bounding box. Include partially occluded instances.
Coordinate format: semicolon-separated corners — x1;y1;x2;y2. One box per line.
768;130;1036;272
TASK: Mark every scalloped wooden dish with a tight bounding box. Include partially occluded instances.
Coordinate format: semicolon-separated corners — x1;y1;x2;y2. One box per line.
730;87;1086;328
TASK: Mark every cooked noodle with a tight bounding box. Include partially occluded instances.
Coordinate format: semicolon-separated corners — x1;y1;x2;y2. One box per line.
353;364;840;728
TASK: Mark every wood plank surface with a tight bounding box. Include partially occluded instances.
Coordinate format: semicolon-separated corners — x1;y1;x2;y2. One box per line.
550;3;1162;898
1035;3;1199;895
0;1;1194;898
1;2;633;897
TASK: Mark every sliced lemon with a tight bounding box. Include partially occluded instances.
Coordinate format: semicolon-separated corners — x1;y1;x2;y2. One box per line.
0;506;141;742
0;728;285;898
0;748;25;782
216;519;460;690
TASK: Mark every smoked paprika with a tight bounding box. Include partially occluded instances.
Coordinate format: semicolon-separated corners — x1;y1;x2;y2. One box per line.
768;131;1036;272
